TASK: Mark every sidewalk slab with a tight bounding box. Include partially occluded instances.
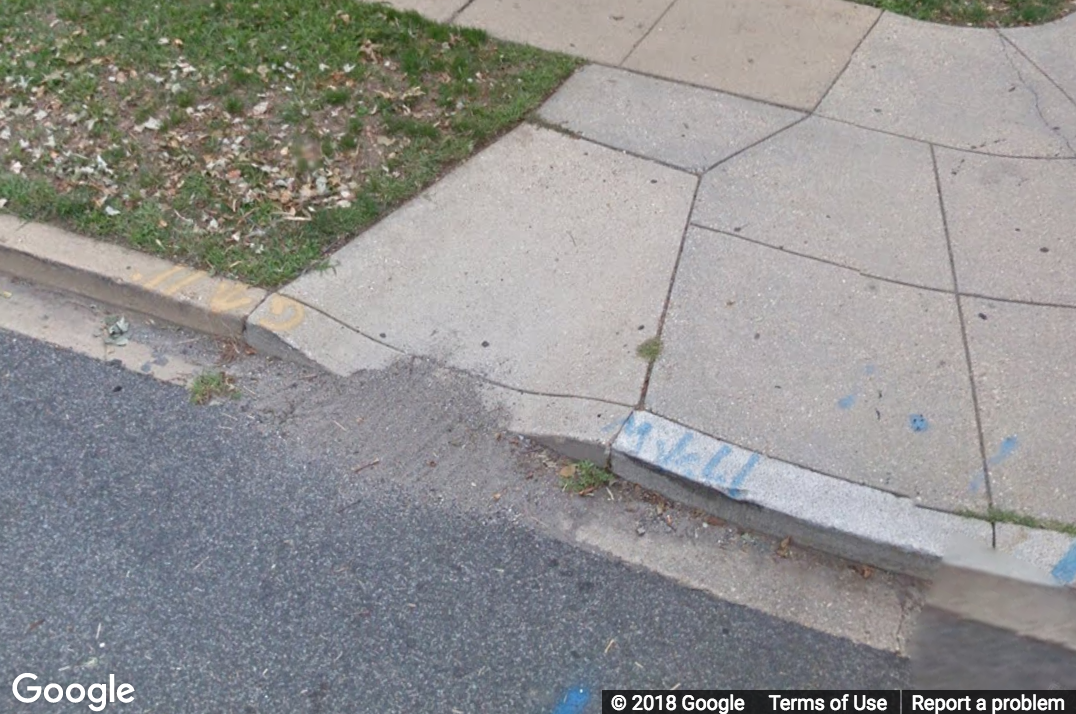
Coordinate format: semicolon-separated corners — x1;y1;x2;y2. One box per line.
381;0;469;22
937;150;1076;306
538;65;804;172
0;215;264;337
995;524;1076;586
818;13;1076;158
692;117;951;289
963;296;1076;525
282;124;696;405
622;0;879;110
611;410;991;577
455;0;674;65
479;386;633;466
647;226;985;512
245;295;401;377
1004;13;1076;104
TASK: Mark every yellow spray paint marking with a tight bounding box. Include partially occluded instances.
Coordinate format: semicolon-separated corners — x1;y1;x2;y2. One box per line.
160;270;207;296
210;282;257;313
141;265;186;290
256;295;305;333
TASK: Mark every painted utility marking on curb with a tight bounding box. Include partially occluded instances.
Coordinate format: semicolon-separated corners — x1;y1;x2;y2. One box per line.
160;269;207;296
210;281;258;312
129;266;259;314
908;414;929;432
141;265;185;289
600;416;630;434
969;435;1018;493
1050;539;1076;585
615;412;762;499
552;687;590;714
255;294;306;332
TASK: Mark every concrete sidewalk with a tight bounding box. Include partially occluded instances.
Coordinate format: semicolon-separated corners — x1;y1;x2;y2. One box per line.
249;0;1076;581
7;0;1076;583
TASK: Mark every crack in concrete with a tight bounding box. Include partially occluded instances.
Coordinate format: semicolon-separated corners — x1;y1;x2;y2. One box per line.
998;30;1076;158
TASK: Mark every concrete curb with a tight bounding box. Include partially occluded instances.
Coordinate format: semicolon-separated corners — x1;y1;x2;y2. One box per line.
0;216;265;337
609;410;1076;582
5;215;1076;586
911;540;1076;688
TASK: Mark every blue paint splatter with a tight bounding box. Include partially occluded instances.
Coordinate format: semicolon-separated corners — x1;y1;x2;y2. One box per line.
600;417;628;434
969;436;1018;492
988;435;1018;466
655;432;699;473
837;394;857;410
552;687;590;714
909;414;929;433
1051;540;1076;585
620;413;652;452
699;445;733;484
864;364;877;376
727;453;761;499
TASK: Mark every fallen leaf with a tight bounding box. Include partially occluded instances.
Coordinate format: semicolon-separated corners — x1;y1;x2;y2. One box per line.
251;101;269;116
776;536;792;558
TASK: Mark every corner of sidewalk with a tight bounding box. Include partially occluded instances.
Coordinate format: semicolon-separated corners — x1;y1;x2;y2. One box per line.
4;215;1075;596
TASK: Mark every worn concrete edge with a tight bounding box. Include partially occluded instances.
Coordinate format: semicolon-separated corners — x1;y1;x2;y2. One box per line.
607;410;1076;583
926;540;1076;652
243;291;633;463
0;216;265;337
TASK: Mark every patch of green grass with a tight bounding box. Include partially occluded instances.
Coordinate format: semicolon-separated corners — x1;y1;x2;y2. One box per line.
560;461;616;495
223;95;245;116
323;87;350;107
958;506;1076;537
852;0;1070;26
636;337;663;364
0;0;580;288
189;370;240;405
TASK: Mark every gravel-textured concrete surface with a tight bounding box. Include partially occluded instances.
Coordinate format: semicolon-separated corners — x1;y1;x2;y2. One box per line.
538;65;804;172
937;150;1076;305
282;124;695;405
0;330;908;712
963;296;1076;523
622;0;879;109
646;227;984;511
1004;13;1076;108
692;117;951;289
818;13;1076;157
456;0;674;64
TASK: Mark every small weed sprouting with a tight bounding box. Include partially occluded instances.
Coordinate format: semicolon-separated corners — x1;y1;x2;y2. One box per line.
560;461;615;495
189;371;239;405
636;337;662;364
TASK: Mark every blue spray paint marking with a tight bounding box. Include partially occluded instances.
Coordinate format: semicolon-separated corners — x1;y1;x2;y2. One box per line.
837;394;857;410
552;687;590;714
969;436;1018;493
619;412;652;452
654;432;699;473
989;436;1019;465
1051;540;1076;585
908;414;929;433
699;445;733;484
864;364;877;376
727;453;761;499
600;417;628;434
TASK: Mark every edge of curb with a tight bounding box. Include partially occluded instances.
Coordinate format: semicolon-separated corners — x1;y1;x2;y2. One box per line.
0;216;266;338
607;410;1076;584
5;216;1076;589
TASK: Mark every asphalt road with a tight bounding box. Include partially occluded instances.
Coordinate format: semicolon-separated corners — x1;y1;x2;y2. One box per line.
0;329;907;713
